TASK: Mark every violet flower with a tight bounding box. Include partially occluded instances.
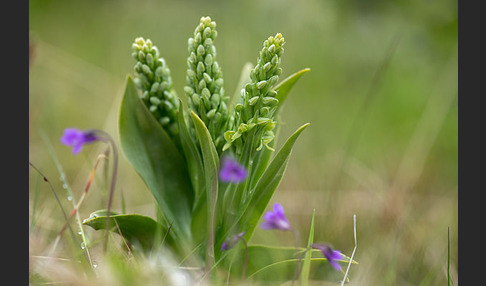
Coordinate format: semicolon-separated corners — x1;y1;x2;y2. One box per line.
260;203;292;231
60;128;99;155
219;156;247;183
311;243;342;271
221;231;246;251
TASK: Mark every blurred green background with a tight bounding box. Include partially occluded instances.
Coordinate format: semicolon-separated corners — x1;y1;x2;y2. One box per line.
29;0;457;285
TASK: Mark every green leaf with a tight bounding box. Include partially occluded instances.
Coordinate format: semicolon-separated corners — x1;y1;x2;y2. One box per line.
217;123;310;258
242;123;309;234
248;68;310;194
118;75;194;241
223;245;357;282
82;210;168;252
274;68;311;104
177;99;204;202
190;111;219;196
301;209;316;286
190;111;220;265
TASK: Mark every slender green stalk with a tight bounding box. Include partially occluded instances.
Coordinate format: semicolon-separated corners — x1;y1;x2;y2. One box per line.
29;168;41;234
54;152;108;255
341;214;357;286
238;236;249;280
120;188;126;214
92;130;119;253
40;129;94;267
290;228;301;285
29;161;77;243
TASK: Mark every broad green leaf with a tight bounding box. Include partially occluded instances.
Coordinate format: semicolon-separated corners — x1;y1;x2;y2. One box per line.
177;99;204;203
222;245;356;282
301;209;316;286
190;111;220;265
118;75;193;241
216;123;310;259
178;102;206;260
82;210;168;252
190;193;209;260
190;112;219;195
274;68;310;104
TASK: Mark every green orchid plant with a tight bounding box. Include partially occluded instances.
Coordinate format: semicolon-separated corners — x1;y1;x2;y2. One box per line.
79;16;356;284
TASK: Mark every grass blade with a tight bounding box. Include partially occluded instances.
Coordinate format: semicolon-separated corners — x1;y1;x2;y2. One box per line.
301;209;316;286
39;129;94;267
341;214;357;285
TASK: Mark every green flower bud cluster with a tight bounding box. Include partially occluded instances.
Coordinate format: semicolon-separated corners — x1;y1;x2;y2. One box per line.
132;37;180;137
223;33;285;154
184;16;229;150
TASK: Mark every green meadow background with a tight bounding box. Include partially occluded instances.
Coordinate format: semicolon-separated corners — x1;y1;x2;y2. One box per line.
29;0;457;285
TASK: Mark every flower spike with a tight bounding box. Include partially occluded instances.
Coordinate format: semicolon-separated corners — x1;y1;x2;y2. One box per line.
132;37;180;139
185;16;229;151
223;33;285;154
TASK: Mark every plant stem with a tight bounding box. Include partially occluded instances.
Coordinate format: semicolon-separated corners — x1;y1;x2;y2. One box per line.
29;162;76;242
40;129;94;267
93;130;119;253
341;214;357;286
237;236;249;280
290;228;301;285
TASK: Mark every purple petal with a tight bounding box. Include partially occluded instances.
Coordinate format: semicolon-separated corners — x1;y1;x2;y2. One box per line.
219;157;247;183
60;128;99;155
329;259;342;271
273;203;285;216
260;220;275;230
71;144;83;155
60;128;83;146
311;244;343;271
260;203;291;231
327;250;342;261
221;242;229;251
263;210;277;221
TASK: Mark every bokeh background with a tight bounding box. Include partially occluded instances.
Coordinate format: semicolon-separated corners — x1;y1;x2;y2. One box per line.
29;0;457;285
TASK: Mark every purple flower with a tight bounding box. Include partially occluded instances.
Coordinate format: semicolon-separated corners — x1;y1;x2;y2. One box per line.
311;243;342;271
221;232;246;251
60;128;99;154
219;157;247;183
260;203;292;231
